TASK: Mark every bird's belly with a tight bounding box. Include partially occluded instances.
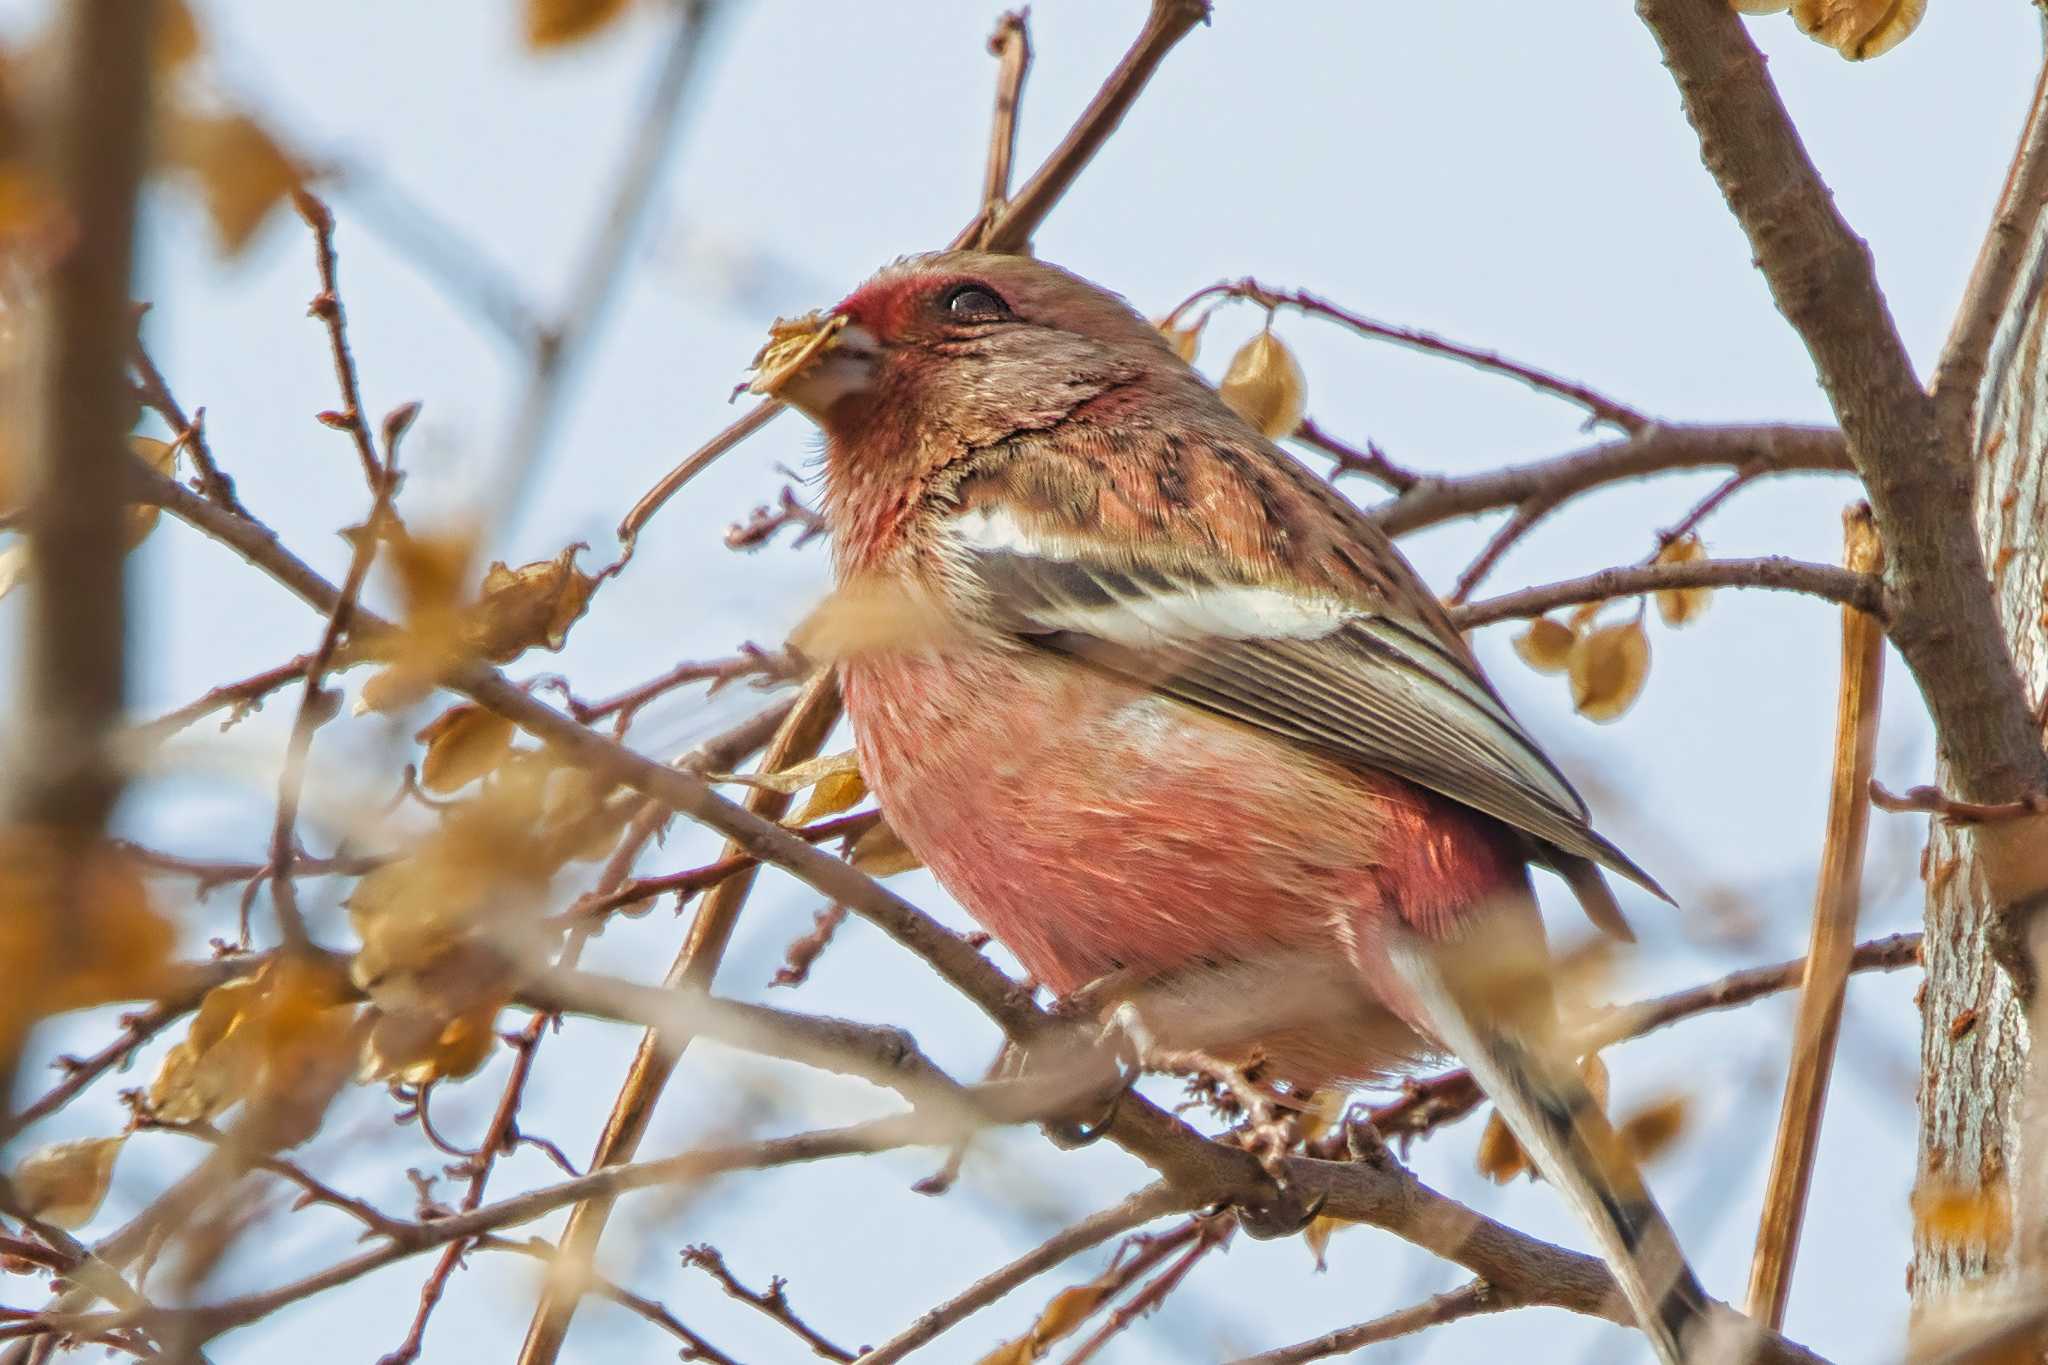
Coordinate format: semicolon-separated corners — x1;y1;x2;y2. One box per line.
841;649;1531;1087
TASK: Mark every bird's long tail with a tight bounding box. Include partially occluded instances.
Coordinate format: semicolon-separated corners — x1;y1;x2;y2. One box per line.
1388;928;1712;1365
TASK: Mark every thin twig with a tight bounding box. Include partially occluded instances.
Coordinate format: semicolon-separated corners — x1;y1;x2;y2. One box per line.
976;10;1033;225
1169;278;1650;433
1061;1215;1231;1364
1450;556;1885;629
1293;418;1419;491
567;808;879;924
678;1244;853;1362
1746;506;1886;1326
133;653;317;745
472;1237;737;1365
559;646;800;726
262;190;402;953
1447;495;1557;606
1224;1280;1506;1364
130;341;245;516
857;1185;1189;1365
977;0;1210;253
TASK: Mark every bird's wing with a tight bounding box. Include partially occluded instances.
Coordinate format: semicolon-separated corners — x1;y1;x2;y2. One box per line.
943;503;1665;919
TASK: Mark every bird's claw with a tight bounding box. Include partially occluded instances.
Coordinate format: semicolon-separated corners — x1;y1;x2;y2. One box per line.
1235;1185;1328;1240
1045;1056;1140;1149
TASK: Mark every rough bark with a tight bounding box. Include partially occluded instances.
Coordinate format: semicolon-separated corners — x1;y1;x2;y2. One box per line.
1913;189;2048;1315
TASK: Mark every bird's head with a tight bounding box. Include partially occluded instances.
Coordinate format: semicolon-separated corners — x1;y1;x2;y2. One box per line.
757;251;1189;456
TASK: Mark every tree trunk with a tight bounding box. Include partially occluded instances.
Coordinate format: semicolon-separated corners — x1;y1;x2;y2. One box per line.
1913;191;2048;1312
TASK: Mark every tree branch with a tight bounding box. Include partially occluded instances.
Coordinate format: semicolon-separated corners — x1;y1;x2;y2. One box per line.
1450;557;1884;630
1370;423;1851;538
1933;49;2048;441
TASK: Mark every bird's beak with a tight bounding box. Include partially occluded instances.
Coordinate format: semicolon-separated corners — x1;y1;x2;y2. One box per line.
746;311;880;420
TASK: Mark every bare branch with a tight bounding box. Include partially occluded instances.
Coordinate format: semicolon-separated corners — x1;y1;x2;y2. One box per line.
975;10;1034;226
1292;419;1419;492
1371;423;1851;538
472;1238;737;1365
678;1244;853;1362
1225;1280;1506;1364
1450;557;1884;630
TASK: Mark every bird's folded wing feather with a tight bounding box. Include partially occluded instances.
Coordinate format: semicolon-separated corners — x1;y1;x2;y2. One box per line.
945;504;1664;907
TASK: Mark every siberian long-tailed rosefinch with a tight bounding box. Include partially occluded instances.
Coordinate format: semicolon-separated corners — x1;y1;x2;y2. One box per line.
769;251;1711;1363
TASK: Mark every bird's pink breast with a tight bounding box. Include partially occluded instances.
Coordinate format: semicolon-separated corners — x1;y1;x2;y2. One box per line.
841;647;1532;1087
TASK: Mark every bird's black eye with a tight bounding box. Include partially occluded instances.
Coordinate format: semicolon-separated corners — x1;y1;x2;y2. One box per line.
941;283;1010;322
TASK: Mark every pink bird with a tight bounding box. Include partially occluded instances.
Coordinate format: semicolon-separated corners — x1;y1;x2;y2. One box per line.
773;251;1714;1363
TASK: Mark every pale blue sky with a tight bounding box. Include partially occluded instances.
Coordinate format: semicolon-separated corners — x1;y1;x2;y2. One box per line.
4;2;2039;1360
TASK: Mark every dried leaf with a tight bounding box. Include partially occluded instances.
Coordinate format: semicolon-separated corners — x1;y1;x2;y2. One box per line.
164;109;302;255
0;834;176;1057
1031;1282;1112;1346
125;435;179;551
1302;1212;1352;1271
974;1339;1037;1365
1156;315;1203;364
726;750;860;799
468;545;596;660
360;998;505;1087
146;957;356;1133
795;768;867;824
525;0;635;49
540;763;626;863
1476;1109;1531;1183
1219;328;1307;439
1653;534;1712;627
415;704;515;794
155;0;201;70
10;1136;124;1227
1791;0;1925;59
851;819;922;877
1512;616;1577;675
1568;618;1651;722
748;311;848;396
1618;1095;1689;1165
